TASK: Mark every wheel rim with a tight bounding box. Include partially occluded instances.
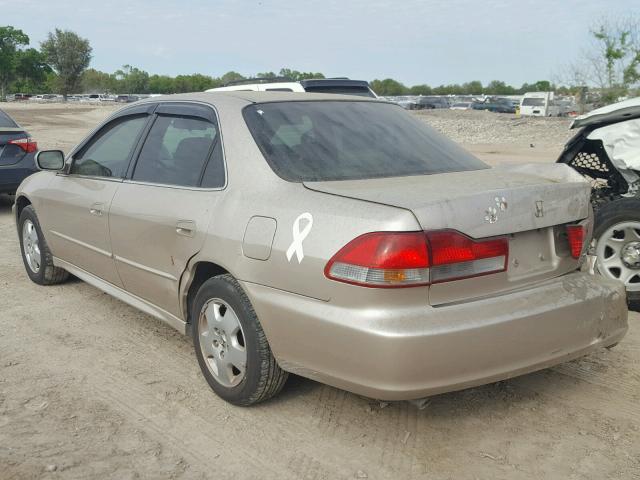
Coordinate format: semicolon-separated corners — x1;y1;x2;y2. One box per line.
595;221;640;291
22;219;41;274
197;298;247;387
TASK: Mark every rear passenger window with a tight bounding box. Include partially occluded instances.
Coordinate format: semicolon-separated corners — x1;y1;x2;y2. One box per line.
72;115;147;178
133;115;223;187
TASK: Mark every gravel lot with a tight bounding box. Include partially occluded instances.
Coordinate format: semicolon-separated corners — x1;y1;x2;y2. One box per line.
1;103;639;479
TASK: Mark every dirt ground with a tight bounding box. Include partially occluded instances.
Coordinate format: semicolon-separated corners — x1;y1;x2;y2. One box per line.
0;103;639;480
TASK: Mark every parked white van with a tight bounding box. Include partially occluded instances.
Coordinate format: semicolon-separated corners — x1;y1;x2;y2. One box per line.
520;92;561;117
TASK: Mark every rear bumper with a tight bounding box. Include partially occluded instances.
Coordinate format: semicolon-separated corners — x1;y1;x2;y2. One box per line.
0;153;37;194
242;272;628;400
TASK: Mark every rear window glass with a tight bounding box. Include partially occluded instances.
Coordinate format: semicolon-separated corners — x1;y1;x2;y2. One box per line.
243;101;488;182
0;110;18;128
522;98;545;106
302;86;375;98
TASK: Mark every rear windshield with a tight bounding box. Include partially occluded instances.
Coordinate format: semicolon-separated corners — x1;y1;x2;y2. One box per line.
522;98;545;106
302;86;375;98
243;101;488;182
0;110;18;128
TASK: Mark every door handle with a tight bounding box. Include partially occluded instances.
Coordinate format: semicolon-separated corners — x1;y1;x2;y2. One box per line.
90;202;104;216
176;220;196;237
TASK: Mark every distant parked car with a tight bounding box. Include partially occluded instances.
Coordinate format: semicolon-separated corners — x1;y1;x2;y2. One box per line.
472;98;516;114
450;102;473;110
0;109;38;194
115;95;140;103
415;96;449;109
12;93;32;101
83;94;107;102
394;96;419;110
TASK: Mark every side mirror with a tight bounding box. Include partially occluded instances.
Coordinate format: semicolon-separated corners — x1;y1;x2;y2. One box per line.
35;150;65;171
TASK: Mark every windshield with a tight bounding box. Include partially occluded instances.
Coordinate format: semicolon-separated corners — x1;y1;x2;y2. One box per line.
0;110;18;128
522;98;545;106
243;101;488;182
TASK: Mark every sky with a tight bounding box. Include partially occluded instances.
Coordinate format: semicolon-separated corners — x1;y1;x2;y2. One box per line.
1;0;638;87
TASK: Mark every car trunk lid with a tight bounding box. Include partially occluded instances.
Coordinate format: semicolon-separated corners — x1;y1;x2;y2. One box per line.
305;163;591;304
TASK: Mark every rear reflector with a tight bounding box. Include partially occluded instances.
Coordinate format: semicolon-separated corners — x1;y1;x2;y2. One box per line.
9;137;38;153
566;225;585;259
325;230;508;288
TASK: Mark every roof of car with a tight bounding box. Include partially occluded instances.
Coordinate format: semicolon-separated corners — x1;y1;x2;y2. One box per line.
136;91;381;108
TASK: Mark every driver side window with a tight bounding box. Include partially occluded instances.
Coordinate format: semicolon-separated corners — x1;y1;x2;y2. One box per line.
71;115;148;178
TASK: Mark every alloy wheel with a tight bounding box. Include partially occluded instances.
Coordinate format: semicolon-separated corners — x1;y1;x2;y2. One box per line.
197;298;247;387
595;221;640;291
22;219;41;273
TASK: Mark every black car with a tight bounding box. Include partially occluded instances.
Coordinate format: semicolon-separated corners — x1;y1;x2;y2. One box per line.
414;96;450;109
0;109;38;194
472;98;516;114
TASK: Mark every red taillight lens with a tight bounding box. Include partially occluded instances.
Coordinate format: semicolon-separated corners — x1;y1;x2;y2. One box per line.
566;225;585;259
325;230;509;288
324;232;430;287
426;230;508;283
9;137;38;153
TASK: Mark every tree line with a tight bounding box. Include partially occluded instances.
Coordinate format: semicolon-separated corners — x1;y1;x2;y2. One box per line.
1;18;638;101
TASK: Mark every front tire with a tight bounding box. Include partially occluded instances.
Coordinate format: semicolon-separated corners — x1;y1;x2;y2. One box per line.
593;198;640;311
191;274;288;406
18;205;68;285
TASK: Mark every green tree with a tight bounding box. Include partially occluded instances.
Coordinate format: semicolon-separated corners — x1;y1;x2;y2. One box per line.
409;84;432;95
148;74;175;94
484;80;515;95
113;65;149;94
41;29;92;99
591;19;640;102
13;48;52;93
462;80;483;94
256;71;278;79
81;68;115;93
220;71;245;85
278;68;324;81
0;26;29;100
370;78;408;96
184;73;218;91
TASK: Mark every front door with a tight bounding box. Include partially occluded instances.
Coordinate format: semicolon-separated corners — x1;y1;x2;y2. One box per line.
38;113;150;287
109;103;226;317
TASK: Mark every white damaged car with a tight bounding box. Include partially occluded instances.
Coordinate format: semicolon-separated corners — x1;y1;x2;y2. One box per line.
558;97;640;308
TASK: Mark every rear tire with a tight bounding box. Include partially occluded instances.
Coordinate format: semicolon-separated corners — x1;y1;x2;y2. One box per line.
593;198;640;311
191;274;288;406
18;205;68;285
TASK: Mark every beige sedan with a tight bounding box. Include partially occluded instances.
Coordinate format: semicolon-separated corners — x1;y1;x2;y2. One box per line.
14;92;628;405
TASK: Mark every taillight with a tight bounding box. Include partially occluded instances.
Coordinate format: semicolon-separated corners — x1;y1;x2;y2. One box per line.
9;137;38;153
325;230;508;288
324;232;430;288
566;225;585;259
426;230;508;283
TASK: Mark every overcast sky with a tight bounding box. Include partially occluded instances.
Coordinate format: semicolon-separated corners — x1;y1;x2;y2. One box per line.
2;0;637;86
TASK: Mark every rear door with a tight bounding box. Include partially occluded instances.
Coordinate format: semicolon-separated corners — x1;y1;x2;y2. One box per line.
37;107;154;286
109;102;225;317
